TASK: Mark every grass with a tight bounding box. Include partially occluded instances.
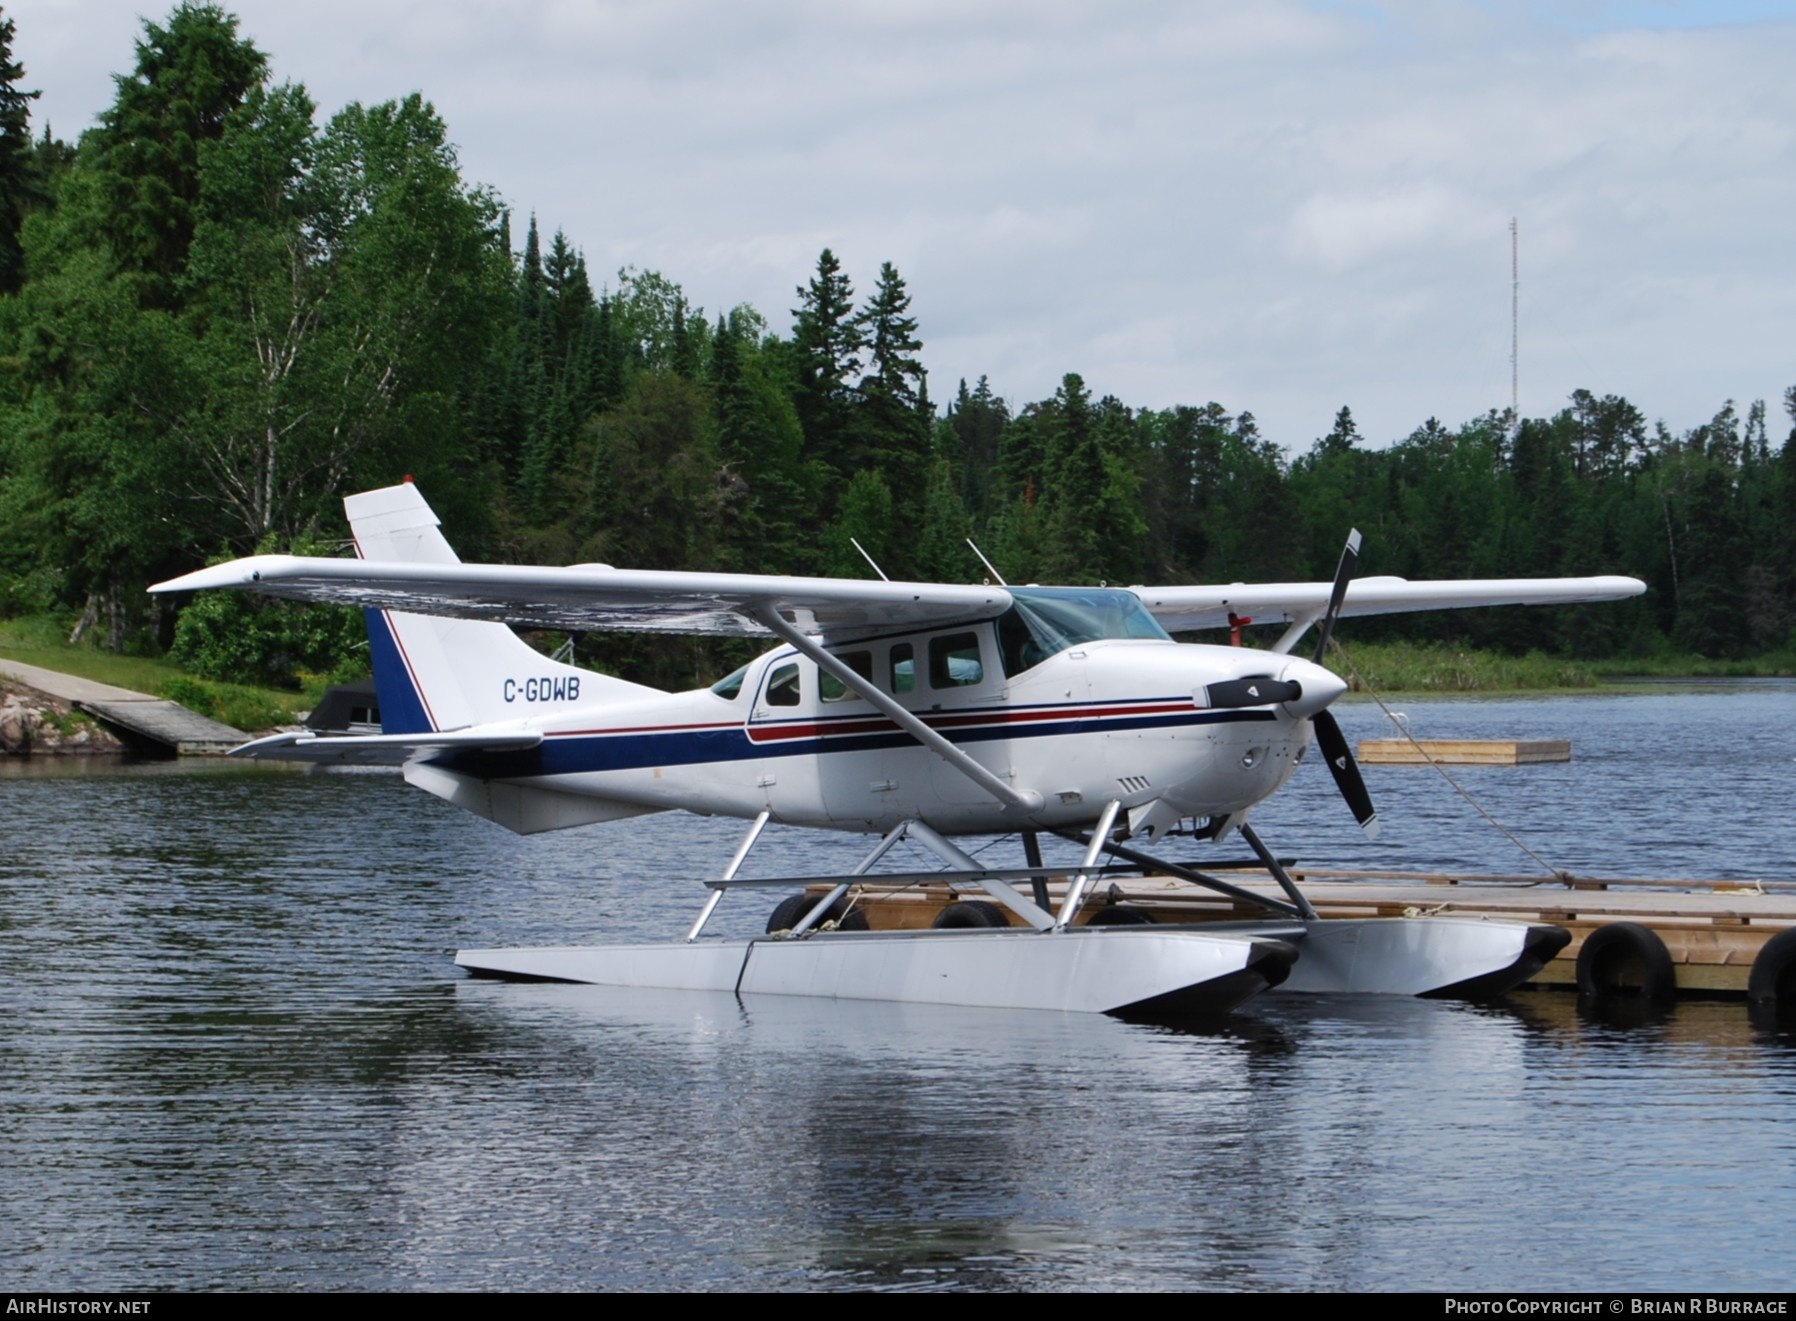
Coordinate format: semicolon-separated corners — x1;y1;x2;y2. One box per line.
1326;639;1796;694
0;614;321;732
1325;642;1599;693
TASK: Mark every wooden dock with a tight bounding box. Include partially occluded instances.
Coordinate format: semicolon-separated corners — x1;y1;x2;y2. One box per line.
833;869;1796;1002
1358;738;1571;764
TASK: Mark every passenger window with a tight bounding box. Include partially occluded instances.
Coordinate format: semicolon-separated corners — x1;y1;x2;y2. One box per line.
929;633;984;688
766;662;801;706
820;651;873;702
890;644;915;694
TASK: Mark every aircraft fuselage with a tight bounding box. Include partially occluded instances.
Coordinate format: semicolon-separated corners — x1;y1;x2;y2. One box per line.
432;621;1338;836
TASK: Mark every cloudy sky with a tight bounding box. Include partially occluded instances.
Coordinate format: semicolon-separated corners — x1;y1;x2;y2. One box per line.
17;0;1796;452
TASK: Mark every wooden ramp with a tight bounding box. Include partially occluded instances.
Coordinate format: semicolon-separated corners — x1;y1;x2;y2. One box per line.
1;655;246;755
77;698;246;755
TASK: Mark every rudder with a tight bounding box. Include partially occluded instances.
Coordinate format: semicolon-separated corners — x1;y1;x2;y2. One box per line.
346;482;659;732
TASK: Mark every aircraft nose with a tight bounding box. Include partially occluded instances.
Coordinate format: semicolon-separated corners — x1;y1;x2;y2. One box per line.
1276;656;1347;718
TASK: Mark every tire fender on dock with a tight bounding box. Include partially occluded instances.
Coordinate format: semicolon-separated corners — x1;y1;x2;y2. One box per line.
1576;921;1677;1001
766;893;867;934
1084;904;1157;926
932;900;1011;929
1747;928;1796;1005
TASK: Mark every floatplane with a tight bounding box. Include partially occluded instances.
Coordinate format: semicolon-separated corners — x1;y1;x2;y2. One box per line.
152;482;1644;1017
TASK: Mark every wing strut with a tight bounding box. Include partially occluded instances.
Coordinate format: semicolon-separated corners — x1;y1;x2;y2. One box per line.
750;607;1046;817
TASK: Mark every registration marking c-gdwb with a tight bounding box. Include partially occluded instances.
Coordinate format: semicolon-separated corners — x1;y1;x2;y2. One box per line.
503;676;582;704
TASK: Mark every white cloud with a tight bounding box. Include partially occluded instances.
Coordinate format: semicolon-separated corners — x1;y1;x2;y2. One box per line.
15;0;1796;450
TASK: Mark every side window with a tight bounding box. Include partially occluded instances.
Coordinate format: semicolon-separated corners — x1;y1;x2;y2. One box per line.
820;651;873;702
766;662;801;706
929;632;984;689
890;643;915;694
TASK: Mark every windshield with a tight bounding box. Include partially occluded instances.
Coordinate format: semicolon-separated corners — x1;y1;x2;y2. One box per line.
710;665;749;700
997;588;1170;676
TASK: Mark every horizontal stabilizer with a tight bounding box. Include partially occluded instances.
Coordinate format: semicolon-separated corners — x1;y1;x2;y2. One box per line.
229;728;543;765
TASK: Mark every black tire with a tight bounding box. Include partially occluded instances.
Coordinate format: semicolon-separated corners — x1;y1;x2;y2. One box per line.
1748;928;1796;1005
766;894;867;934
932;900;1011;929
1084;904;1156;927
1576;922;1676;1001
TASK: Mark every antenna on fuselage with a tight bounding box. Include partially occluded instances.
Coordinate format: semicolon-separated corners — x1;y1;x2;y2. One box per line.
965;539;1009;587
850;538;890;582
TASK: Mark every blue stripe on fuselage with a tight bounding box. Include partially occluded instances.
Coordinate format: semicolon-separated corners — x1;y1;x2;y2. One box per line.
441;706;1275;779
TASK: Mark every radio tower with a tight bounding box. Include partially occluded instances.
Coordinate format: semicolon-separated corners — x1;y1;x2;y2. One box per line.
1509;218;1519;421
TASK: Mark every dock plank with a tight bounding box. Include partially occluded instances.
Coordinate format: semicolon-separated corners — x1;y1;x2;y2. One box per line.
1359;738;1571;764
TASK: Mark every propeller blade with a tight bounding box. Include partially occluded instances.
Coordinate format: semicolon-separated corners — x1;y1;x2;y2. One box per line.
1311;528;1363;664
1203;677;1303;710
1313;708;1381;839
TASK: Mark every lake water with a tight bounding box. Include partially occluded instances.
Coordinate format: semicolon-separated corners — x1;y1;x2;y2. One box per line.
3;684;1794;1291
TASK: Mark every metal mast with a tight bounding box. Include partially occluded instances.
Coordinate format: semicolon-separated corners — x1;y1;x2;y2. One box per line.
1510;217;1519;420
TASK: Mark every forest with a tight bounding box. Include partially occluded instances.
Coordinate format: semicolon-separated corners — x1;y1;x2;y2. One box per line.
1;4;1792;692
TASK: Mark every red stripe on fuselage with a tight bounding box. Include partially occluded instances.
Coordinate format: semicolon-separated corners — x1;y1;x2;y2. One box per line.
743;699;1196;744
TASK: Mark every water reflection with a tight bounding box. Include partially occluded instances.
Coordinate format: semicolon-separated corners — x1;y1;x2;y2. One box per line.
3;687;1795;1289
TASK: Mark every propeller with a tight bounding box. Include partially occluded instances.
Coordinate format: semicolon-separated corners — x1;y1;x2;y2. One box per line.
1313;707;1380;838
1311;528;1361;664
1310;529;1380;839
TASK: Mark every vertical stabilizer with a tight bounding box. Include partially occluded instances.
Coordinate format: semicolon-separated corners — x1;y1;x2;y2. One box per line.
345;483;660;732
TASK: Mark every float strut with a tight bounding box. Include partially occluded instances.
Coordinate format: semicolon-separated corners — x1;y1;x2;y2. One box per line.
1238;822;1318;921
1056;800;1122;930
787;820;911;936
1023;832;1049;911
686;809;771;941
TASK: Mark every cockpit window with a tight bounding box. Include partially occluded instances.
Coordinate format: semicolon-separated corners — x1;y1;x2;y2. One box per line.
766;662;801;706
997;588;1171;677
710;665;749;700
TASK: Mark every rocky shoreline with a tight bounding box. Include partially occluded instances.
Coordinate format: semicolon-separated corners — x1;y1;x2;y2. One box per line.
0;681;127;754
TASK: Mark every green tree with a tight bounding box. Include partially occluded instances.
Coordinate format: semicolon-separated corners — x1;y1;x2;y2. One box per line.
711;306;812;572
86;2;267;307
173;89;509;546
945;375;1008;528
0;6;42;294
824;468;895;578
790;247;863;492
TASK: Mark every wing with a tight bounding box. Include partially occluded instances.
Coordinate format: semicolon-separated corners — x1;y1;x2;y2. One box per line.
151;556;1013;639
1134;574;1646;633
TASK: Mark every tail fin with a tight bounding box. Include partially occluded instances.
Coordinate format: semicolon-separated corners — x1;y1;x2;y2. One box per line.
347;483;660;732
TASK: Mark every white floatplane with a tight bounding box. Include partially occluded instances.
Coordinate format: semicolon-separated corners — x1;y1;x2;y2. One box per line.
152;482;1645;1017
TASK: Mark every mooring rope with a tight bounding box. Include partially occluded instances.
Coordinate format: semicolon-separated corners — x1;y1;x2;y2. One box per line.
1326;639;1574;886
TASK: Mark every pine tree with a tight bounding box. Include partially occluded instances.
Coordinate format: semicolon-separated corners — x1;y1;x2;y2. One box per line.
0;6;41;294
88;3;268;307
854;260;930;554
790;248;864;490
